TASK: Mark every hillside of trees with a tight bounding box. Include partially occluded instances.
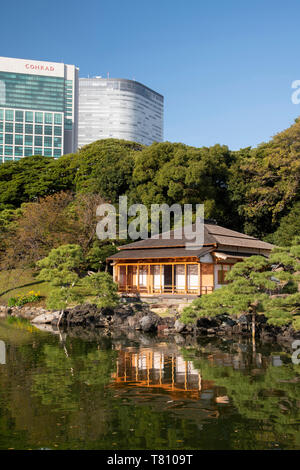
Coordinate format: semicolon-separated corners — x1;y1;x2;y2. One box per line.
0;117;299;275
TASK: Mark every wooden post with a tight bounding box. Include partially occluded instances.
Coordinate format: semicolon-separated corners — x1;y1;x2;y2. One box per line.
125;265;128;292
198;263;201;295
172;264;174;294
137;264;140;292
148;264;151;294
185;263;187;294
160;264;162;294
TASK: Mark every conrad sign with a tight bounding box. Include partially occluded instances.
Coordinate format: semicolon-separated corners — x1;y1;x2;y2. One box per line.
25;63;55;72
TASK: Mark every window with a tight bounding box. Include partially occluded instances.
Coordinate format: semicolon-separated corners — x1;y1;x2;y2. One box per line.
0;122;3;132
54;137;61;148
15;146;23;156
15;111;24;122
24;147;33;156
34;148;42;155
25;135;33;146
54;114;62;124
0;134;2;144
5;122;13;133
34;136;43;147
0;109;3;120
5;110;13;121
15;135;23;145
217;265;232;285
4;146;13;156
25;111;33;122
5;134;13;145
35;112;43;123
44;148;52;156
44;136;52;148
44;126;52;135
15;123;23;133
54;148;62;157
44;113;53;124
54;126;62;136
25;124;33;134
35;125;43;135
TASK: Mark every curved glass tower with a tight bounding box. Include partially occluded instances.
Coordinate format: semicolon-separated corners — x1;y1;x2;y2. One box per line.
78;78;164;147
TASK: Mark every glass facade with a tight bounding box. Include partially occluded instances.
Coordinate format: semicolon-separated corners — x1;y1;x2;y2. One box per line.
0;107;63;161
78;78;164;147
0;57;79;163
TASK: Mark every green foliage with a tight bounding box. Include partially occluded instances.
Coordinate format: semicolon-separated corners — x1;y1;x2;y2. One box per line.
37;244;84;287
7;290;42;307
269;202;300;246
46;286;83;311
36;244;85;311
82;272;119;308
181;238;300;329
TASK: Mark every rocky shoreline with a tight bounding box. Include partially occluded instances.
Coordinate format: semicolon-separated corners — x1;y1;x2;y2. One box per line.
1;300;299;347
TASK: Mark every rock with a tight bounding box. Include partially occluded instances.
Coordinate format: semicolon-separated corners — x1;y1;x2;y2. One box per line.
221;317;236;327
139;315;157;332
237;314;250;325
196;317;219;329
32;312;60;324
174;320;186;333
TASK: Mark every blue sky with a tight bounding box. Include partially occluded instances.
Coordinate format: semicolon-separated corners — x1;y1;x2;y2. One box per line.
1;0;300;149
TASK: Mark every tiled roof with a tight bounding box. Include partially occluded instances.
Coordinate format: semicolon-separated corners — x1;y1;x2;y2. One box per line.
107;246;213;260
116;223;274;252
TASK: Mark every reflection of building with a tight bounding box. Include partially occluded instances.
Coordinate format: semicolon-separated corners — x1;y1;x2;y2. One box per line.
107;221;274;297
78;78;164;147
0;56;79;163
111;348;207;398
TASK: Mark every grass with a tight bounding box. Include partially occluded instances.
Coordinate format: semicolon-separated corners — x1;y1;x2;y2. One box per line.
0;268;52;306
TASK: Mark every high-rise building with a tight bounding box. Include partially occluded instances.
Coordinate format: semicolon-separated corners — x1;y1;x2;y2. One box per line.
78;78;164;147
0;56;79;163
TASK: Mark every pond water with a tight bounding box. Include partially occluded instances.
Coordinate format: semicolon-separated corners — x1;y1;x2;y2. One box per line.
0;318;299;450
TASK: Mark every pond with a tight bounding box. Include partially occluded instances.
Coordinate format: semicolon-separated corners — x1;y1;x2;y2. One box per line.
0;318;299;450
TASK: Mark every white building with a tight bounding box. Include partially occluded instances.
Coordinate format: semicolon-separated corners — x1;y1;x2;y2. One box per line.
78;77;164;147
0;56;79;163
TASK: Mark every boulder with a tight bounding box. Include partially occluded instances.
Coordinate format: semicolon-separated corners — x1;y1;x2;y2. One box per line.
32;312;60;324
174;319;186;333
139;315;157;332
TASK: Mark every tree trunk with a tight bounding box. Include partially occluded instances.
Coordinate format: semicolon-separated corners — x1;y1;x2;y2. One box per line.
57;309;64;327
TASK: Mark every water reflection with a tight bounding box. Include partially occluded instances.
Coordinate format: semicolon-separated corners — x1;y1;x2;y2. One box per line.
0;320;299;450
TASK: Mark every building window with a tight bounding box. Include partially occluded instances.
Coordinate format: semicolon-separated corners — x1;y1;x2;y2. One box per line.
44;136;52;148
44;113;53;124
15;146;23;156
35;125;43;135
217;265;232;285
15;123;23;133
54;114;62;125
24;147;33;156
25;124;33;134
25;111;33;122
35;112;43;123
5;134;13;145
25;135;33;146
15;111;24;122
5;122;13;133
4;146;13;156
5;110;13;121
54;126;62;136
44;126;52;135
34;136;43;147
15;135;23;145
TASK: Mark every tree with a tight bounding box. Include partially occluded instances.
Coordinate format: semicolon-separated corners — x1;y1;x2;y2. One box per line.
181;238;300;331
269;201;300;246
82;272;119;308
36;245;85;320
